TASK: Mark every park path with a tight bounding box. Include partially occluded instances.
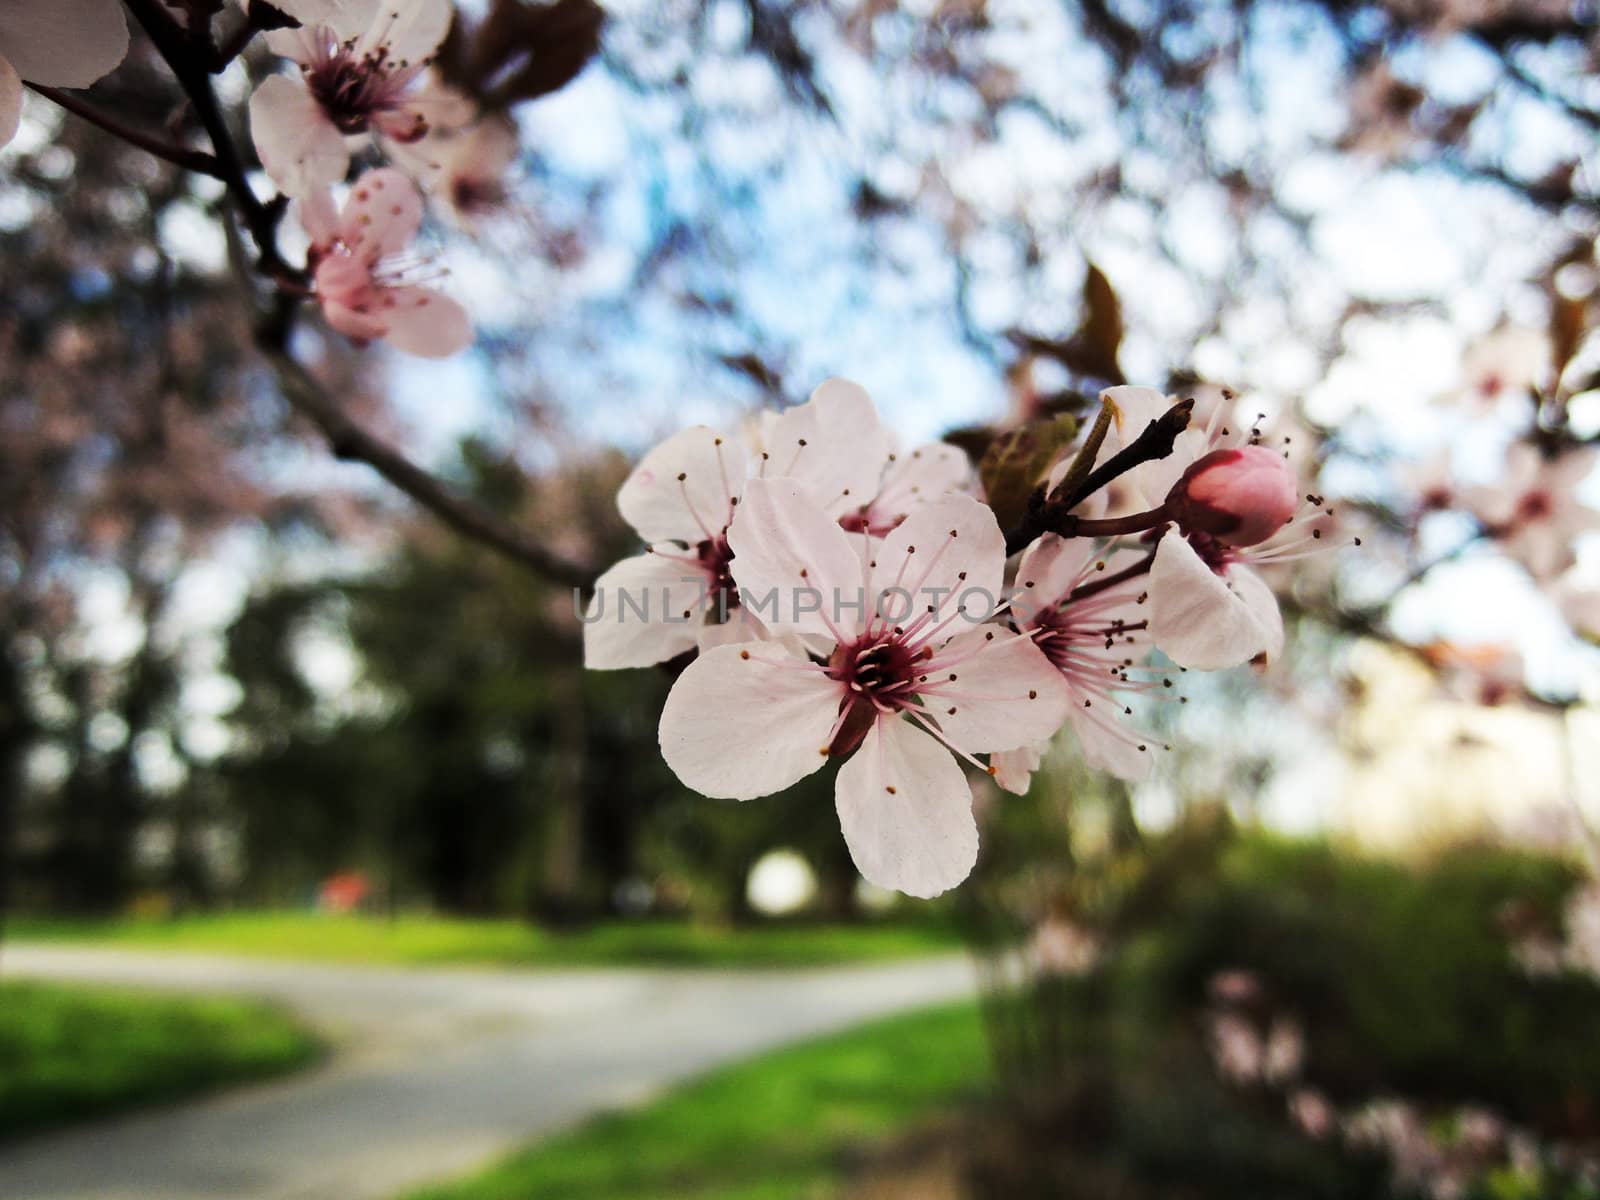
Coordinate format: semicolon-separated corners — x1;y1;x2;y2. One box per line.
0;944;976;1200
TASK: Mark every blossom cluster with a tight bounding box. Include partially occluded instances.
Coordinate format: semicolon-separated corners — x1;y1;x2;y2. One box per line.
252;0;498;357
584;380;1342;897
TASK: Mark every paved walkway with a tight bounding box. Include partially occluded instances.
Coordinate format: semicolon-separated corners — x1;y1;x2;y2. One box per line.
0;944;975;1200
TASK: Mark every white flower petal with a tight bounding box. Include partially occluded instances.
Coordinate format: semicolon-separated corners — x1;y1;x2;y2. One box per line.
659;643;840;800
294;188;340;247
874;494;1006;628
1011;534;1096;623
1148;535;1274;670
0;55;20;149
583;552;707;670
1228;563;1284;664
868;442;972;523
920;628;1072;754
1068;707;1152;781
766;377;894;519
359;0;452;65
250;75;350;196
835;716;979;899
0;0;128;88
618;426;746;546
991;741;1045;795
270;0;379;46
727;477;866;643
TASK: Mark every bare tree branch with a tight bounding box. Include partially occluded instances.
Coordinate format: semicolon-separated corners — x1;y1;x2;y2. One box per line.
264;350;596;589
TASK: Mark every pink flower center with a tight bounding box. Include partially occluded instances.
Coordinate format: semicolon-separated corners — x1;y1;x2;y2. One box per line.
825;632;924;755
303;35;425;139
1185;529;1236;577
1515;489;1552;523
696;535;739;615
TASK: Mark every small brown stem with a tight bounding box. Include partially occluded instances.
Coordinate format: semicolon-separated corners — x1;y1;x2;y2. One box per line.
27;82;223;177
1004;399;1193;554
1057;505;1171;539
123;0;299;281
263;349;596;590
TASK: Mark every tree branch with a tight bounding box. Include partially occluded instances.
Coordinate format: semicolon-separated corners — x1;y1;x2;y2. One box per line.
1004;399;1193;554
123;0;299;280
27;83;223;177
264;349;596;590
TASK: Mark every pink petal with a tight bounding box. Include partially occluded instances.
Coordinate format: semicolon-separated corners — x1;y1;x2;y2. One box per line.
357;0;452;66
1148;535;1276;670
0;0;128;88
1228;563;1285;663
869;442;973;524
295;188;341;248
1011;534;1096;624
727;478;867;643
339;167;423;259
834;716;979;898
250;75;350;197
0;56;20;149
659;643;841;800
921;628;1072;753
618;426;748;546
321;298;386;342
582;551;707;670
1067;707;1151;782
765;377;893;520
372;285;471;357
990;742;1044;795
875;494;1006;628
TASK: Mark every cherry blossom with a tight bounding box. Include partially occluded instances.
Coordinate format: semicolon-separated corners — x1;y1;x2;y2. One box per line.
1001;534;1164;788
250;0;462;197
657;480;1072;897
1463;443;1599;581
583;379;894;670
0;0;130;147
1131;392;1334;670
428;115;519;229
1456;326;1550;409
299;167;471;356
838;441;973;537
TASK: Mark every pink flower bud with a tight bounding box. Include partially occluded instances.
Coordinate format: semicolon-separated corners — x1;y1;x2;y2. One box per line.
1166;446;1297;547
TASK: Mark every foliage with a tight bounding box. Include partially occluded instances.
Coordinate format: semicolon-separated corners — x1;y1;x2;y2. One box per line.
0;980;320;1141
405;1001;987;1200
9;911;962;968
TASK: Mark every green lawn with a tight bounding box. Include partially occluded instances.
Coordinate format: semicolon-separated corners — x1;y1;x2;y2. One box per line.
10;912;961;968
0;981;322;1141
407;1001;987;1200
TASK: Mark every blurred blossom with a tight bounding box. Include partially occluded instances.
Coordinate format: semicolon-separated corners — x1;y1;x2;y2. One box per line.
1456;327;1550;410
1027;913;1100;978
1208;1011;1266;1083
1462;445;1600;581
300;168;473;356
251;0;463;196
1289;1088;1337;1139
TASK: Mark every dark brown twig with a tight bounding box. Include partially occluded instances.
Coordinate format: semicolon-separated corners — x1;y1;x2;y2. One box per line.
264;349;596;589
27;82;224;177
1005;400;1194;554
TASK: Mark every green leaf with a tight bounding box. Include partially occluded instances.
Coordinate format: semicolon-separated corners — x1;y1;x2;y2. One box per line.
979;413;1080;532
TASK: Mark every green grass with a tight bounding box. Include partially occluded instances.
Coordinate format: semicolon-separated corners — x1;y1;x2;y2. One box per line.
9;912;962;968
408;1001;987;1200
0;981;322;1141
